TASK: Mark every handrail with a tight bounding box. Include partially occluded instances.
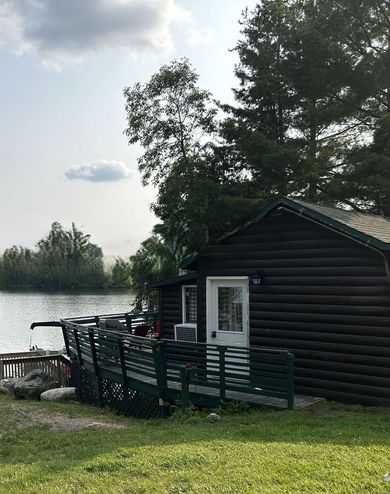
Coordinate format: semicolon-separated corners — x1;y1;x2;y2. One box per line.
0;351;41;359
31;311;158;329
30;321;63;330
63;311;158;325
61;313;295;409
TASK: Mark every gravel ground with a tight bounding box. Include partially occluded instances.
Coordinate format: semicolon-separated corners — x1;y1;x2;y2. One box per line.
2;399;127;431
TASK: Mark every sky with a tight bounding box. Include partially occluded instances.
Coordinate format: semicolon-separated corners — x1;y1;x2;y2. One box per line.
0;0;257;258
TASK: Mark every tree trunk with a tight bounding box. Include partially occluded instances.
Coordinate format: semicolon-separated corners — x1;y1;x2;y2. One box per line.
307;98;318;201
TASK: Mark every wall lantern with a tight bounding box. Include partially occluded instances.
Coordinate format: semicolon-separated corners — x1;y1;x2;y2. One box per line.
251;270;264;286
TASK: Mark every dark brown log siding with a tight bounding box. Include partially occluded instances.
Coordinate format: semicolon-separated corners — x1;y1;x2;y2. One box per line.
197;209;390;406
160;284;181;339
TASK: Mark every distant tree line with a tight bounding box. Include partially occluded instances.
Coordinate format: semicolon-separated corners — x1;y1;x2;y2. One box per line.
124;0;390;308
0;222;132;290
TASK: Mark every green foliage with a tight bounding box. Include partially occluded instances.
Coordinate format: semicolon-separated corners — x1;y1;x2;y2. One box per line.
129;234;178;310
0;222;106;290
123;59;265;304
124;58;254;256
317;0;390;211
124;58;217;187
109;257;132;289
0;246;37;289
168;403;199;423
318;0;390;121
124;59;256;304
218;400;252;415
222;0;362;205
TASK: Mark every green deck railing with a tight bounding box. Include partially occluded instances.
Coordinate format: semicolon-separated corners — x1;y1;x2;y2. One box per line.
58;312;295;411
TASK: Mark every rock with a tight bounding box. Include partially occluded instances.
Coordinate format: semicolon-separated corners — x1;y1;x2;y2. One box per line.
13;369;58;400
40;387;77;402
207;413;220;423
0;384;11;395
1;378;19;391
86;422;113;429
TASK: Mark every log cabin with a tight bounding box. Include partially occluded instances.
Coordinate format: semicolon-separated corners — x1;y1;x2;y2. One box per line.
150;197;390;406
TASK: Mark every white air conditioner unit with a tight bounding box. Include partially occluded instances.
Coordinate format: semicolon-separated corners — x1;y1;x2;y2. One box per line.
174;323;197;342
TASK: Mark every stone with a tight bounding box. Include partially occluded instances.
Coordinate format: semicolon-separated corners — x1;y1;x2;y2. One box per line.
13;369;58;400
40;387;77;402
207;413;220;423
86;422;114;429
0;384;10;395
1;378;19;391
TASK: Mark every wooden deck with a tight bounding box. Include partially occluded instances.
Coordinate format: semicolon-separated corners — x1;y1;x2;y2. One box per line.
54;313;325;415
0;352;70;387
170;382;323;409
101;363;323;410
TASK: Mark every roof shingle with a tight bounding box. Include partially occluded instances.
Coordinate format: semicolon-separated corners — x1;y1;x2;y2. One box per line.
294;200;390;245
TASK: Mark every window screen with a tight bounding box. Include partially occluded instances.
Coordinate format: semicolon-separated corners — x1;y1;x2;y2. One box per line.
183;286;197;323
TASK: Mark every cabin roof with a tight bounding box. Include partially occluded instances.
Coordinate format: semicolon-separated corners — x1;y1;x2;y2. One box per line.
148;272;197;289
181;197;390;270
293;199;390;244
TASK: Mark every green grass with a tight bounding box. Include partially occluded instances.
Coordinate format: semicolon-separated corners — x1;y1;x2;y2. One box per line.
1;395;390;493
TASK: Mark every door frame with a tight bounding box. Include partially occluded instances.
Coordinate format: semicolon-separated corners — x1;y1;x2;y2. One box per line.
206;276;250;347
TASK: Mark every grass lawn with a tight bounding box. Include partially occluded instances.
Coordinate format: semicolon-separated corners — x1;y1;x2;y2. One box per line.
1;395;390;493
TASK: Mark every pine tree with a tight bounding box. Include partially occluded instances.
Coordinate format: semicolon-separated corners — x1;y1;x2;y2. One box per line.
222;0;367;205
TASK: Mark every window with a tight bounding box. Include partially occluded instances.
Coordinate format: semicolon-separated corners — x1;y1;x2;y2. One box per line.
182;286;197;323
217;286;243;332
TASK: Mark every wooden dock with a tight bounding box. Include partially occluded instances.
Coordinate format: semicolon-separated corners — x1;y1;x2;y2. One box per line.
0;352;70;387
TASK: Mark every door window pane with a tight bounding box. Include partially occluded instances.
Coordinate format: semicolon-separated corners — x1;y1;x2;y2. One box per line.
218;287;243;332
184;286;197;323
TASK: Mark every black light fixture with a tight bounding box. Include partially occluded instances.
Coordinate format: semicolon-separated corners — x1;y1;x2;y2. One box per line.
251;270;264;286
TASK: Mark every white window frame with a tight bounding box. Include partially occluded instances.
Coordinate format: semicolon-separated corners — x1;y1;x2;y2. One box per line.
182;285;197;323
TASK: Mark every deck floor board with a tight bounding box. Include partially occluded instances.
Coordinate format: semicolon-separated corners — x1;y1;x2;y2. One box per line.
101;364;322;409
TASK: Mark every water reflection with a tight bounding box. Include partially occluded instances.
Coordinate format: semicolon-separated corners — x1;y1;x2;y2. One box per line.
0;291;134;353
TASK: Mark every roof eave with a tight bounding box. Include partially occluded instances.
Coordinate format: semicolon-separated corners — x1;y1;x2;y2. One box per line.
147;272;197;289
179;254;199;270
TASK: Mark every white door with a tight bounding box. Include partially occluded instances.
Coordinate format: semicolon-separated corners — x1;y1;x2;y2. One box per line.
206;277;249;347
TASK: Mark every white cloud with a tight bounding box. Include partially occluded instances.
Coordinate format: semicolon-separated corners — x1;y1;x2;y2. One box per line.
0;0;192;68
171;2;213;48
65;160;132;182
187;26;214;48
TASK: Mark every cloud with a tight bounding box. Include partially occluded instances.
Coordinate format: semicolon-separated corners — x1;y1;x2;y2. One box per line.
0;0;193;68
65;160;132;182
171;3;213;48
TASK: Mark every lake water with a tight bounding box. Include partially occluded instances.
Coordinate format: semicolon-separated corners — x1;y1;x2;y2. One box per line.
0;291;134;353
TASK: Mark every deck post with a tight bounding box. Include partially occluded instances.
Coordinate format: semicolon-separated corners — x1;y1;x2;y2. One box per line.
218;346;226;402
89;329;102;408
118;338;128;389
286;352;294;410
125;314;133;334
180;364;193;409
73;328;83;366
61;324;70;356
152;340;168;417
56;356;62;386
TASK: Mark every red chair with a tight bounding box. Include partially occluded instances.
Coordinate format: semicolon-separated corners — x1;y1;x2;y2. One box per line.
133;324;149;337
